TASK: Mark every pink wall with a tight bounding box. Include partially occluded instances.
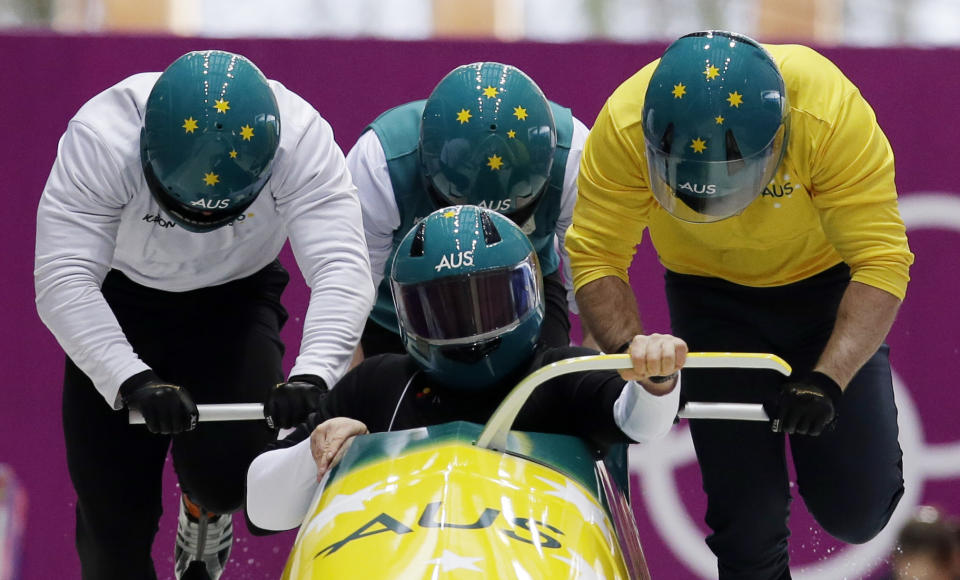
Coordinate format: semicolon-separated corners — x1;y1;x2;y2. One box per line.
2;33;958;579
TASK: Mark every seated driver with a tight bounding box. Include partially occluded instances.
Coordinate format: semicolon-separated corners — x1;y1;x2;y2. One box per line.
246;205;686;531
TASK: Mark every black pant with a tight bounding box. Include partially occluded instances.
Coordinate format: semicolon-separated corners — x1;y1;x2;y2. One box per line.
665;265;904;580
62;262;289;580
361;270;572;356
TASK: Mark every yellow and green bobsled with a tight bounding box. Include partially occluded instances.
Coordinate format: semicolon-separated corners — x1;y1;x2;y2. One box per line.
280;421;648;579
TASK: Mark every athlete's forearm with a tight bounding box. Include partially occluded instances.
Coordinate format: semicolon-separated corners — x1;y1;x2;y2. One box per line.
575;276;645;353
815;281;902;389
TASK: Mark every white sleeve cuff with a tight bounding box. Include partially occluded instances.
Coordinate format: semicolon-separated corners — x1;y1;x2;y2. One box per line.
246;438;319;531
613;374;682;443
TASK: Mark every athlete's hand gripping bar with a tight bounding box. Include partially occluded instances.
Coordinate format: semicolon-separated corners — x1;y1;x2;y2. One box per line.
477;352;792;451
129;403;265;424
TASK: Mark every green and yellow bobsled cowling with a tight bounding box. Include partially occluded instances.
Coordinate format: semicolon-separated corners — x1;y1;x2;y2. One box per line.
281;421;648;579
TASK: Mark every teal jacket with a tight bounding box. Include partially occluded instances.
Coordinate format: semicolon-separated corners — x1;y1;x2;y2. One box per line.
362;99;575;335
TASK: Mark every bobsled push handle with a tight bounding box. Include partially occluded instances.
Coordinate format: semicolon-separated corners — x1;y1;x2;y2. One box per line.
129;403;266;425
476;352;791;452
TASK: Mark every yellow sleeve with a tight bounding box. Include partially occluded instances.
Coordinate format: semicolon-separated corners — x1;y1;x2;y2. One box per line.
806;58;913;300
566;98;658;291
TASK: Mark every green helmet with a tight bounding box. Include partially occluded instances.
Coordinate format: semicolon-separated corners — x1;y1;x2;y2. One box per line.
642;31;789;223
419;62;556;224
140;50;281;232
390;205;544;389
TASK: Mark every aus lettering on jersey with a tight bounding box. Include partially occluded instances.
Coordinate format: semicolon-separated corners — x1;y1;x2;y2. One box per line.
435;251;474;272
762;182;795;197
190;198;230;209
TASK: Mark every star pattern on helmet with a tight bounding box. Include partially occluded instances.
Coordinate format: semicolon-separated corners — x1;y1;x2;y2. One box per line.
714;115;725;125
690;137;708;153
703;64;720;80
487;154;504;170
203;172;220;186
442;209;457;218
229;150;238;159
213;98;230;114
240;125;255;140
182;117;198;133
727;91;743;107
513;106;528;120
482;86;499;98
456;108;472;124
507;130;516;139
672;83;686;99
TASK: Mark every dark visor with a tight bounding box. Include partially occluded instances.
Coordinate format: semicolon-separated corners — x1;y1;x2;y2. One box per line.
391;254;541;344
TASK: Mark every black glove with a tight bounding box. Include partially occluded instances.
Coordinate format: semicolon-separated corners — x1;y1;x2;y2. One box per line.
772;371;843;436
121;370;198;435
264;374;328;429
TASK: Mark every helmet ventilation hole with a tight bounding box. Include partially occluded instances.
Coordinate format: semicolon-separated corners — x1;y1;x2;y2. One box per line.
410;221;427;257
479;211;502;245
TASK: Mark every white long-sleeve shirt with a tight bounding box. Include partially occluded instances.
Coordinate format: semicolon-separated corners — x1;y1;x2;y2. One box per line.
345;117;590;313
35;73;375;408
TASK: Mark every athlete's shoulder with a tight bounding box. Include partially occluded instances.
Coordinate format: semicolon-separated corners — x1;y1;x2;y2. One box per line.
765;43;839;70
73;72;158;129
357;353;419;381
371;100;427;126
546;99;572;116
604;59;661;129
366;100;425;160
265;79;324;128
65;73;157;162
764;43;860;123
765;44;850;87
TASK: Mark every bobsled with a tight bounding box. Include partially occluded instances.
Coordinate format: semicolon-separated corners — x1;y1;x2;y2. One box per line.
129;352;791;579
280;421;642;579
277;352;790;580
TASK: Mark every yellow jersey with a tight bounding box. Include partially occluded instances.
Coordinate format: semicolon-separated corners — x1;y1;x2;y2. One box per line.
567;44;913;300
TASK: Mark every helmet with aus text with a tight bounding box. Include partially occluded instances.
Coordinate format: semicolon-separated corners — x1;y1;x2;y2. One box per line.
390;205;544;389
419;62;557;226
642;31;789;223
140;50;281;232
